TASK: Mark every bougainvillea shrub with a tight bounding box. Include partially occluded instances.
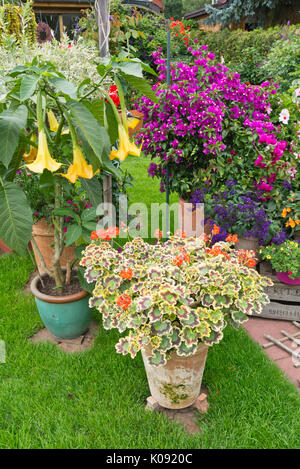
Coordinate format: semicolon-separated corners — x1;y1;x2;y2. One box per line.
80;234;272;366
137;44;299;203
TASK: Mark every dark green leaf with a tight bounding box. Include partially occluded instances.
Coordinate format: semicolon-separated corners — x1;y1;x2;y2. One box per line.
20;75;39;101
65;224;82;246
0;105;28;168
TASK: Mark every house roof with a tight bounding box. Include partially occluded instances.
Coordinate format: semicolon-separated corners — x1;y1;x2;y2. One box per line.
184;0;228;20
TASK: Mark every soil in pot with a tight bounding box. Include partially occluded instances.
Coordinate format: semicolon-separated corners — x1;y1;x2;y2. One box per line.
37;275;82;297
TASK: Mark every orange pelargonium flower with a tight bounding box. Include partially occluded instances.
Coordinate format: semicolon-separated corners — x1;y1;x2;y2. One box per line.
120;268;132;280
226;234;239;244
90;231;98;240
247;258;256;268
116;294;132;310
212;224;220;235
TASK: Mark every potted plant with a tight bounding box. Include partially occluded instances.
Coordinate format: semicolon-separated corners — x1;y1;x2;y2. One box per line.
0;54;154;338
80;229;272;409
260;240;300;285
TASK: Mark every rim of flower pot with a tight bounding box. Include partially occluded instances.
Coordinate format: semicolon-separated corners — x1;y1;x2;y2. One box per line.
30;272;88;304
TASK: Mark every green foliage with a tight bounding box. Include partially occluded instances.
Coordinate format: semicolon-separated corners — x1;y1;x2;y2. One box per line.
260;240;300;278
205;0;295;29
0;0;36;47
165;0;183;19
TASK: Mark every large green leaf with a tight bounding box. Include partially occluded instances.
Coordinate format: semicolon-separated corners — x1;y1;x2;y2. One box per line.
20;75;40;101
67;101;111;166
121;73;157;103
0;105;28;168
0;179;32;255
79;176;103;208
65;224;82;247
49;77;77;99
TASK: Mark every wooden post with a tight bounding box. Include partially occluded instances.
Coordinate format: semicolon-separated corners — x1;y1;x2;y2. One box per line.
59;14;64;41
96;0;112;206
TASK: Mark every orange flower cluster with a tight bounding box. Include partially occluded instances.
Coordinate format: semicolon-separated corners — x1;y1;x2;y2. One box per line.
212;224;220;235
225;234;239;244
237;250;256;268
90;226;120;241
174;250;190;266
116;294;132;310
154;229;163;239
206;245;230;260
120;268;133;280
170;19;191;47
175;229;186;239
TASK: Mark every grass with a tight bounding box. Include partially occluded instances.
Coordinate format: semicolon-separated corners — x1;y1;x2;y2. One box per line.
0;155;299;449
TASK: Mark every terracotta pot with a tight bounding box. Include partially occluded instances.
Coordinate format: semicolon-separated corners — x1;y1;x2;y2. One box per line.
31;273;92;339
0;238;13;253
142;343;209;409
32;219;75;275
178;197;206;238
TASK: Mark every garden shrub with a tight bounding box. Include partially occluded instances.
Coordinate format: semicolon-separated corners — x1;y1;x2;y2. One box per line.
0;0;37;46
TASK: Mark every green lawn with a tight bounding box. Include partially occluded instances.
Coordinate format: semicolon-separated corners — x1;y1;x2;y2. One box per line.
0;155;299;449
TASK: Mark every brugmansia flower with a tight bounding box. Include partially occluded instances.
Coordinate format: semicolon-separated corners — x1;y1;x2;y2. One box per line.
127;116;140;131
23;135;37;163
110;125;142;162
26;129;62;173
48;110;69;135
61;145;94;183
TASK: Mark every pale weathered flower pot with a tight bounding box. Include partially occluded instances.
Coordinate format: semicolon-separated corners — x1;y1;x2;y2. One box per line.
142;343;209;409
235;236;259;253
178;197;206;238
32;218;75;275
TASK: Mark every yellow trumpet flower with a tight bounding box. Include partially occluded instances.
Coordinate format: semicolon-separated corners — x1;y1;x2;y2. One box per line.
26;129;62;173
23;135;37;163
109;124;142;162
47;110;69;135
127;117;140;131
60;145;95;184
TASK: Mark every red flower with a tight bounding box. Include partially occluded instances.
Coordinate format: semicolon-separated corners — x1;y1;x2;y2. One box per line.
154;229;163;239
109;85;120;107
116;294;132;310
120;268;133;280
90;231;98;240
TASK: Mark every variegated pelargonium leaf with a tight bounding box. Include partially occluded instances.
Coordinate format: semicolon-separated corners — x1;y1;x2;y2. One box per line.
102;275;122;294
160;287;178;306
231;310;248;324
84;266;100;283
202;293;214;307
170;326;181;347
130;282;144;293
151;319;172;336
159;335;172;352
115;337;130;356
148;307;163;323
147;350;167;367
235;298;253;314
148;267;162;280
181;327;199;346
195;321;211;338
177;341;198;357
176;305;191;320
210;319;225;332
136;296;152;312
180;311;200;328
89;296;104;309
103;315;113;330
213;294;233;308
128;313;147;329
209;270;223;283
204;329;223;346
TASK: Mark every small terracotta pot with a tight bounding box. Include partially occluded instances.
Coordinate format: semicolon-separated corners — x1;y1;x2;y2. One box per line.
32;219;75;275
178;197;206;238
142;343;209;409
276;271;300;285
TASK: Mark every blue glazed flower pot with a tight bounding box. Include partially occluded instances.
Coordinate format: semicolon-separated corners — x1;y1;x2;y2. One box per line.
31;274;92;339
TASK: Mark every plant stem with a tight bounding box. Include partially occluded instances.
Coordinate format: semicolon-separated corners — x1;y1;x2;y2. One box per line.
30;238;52;278
52;178;64;291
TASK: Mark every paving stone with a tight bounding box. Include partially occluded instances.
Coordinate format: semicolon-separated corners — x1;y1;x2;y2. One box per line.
242;317;300;388
145;389;209;434
30;320;99;353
